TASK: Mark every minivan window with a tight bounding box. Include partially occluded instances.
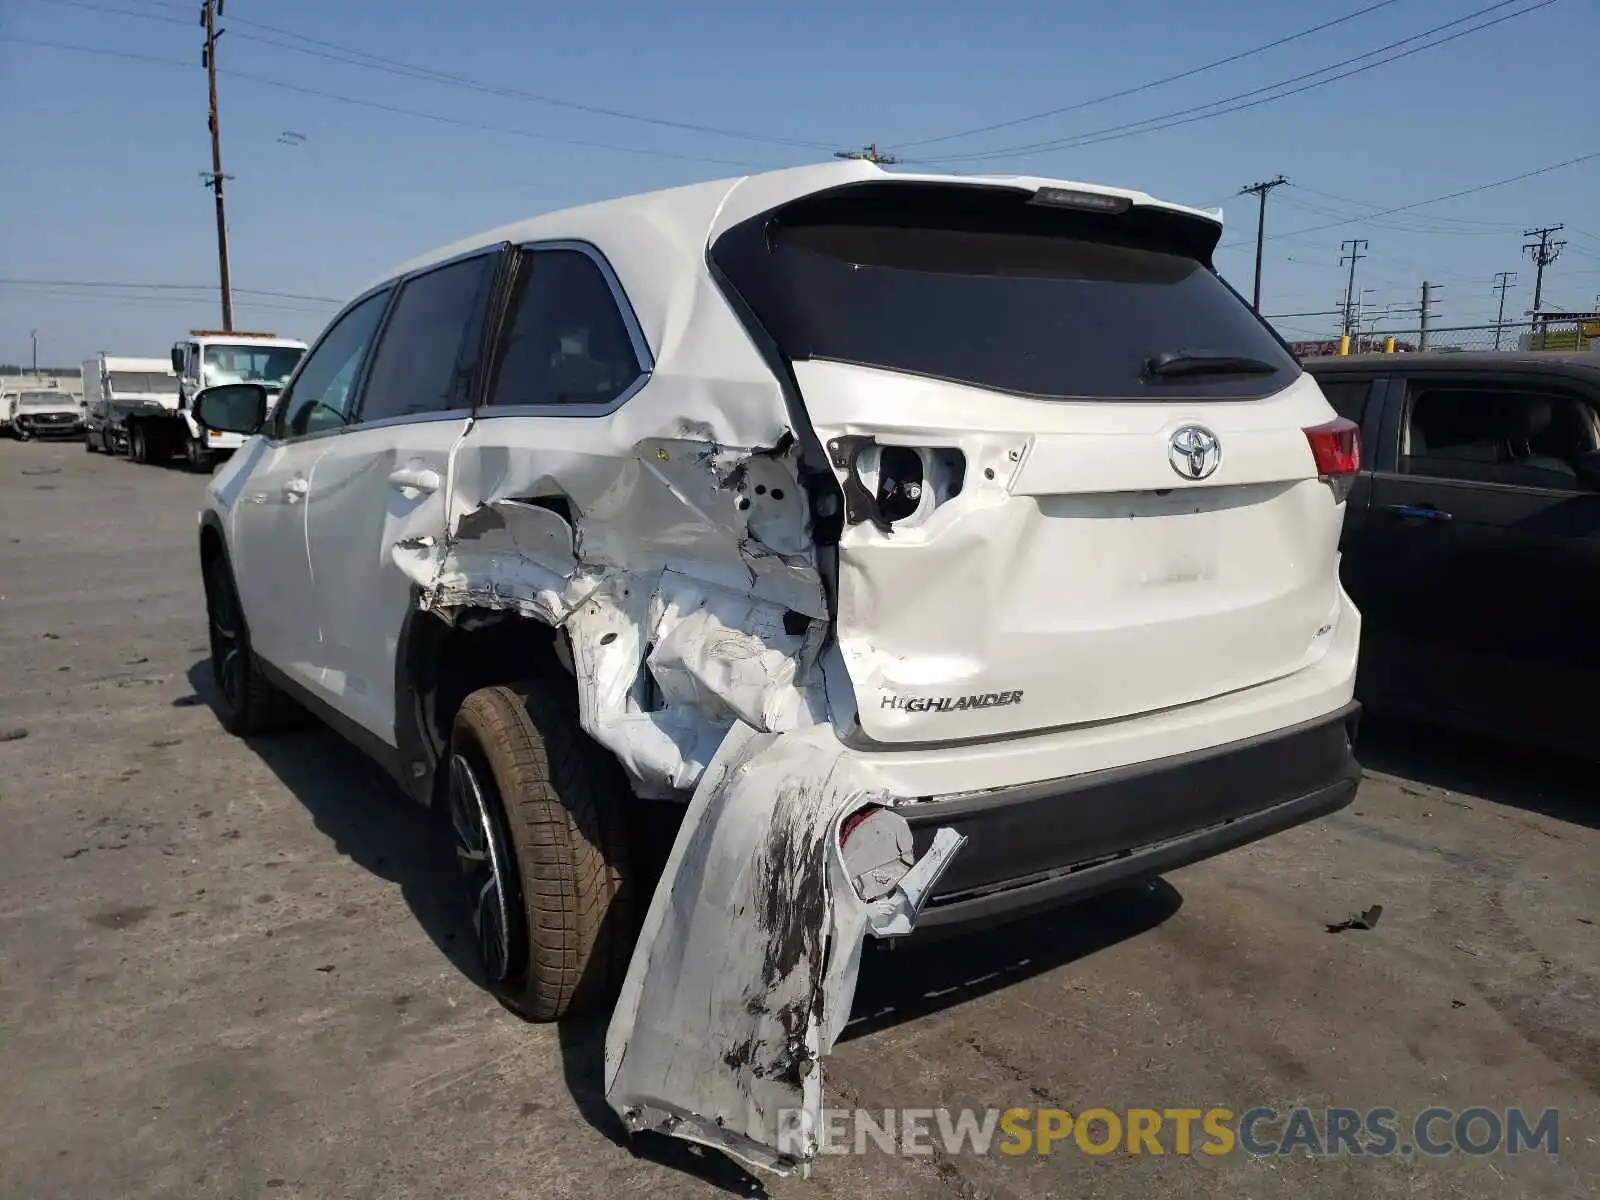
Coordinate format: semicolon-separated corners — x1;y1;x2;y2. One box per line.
485;248;643;408
359;254;496;423
712;183;1299;402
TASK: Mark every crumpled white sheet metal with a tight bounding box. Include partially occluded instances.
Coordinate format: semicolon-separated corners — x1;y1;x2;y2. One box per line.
602;722;964;1176
391;430;828;799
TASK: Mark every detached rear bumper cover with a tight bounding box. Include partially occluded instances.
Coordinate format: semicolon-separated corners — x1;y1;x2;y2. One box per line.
604;722;964;1176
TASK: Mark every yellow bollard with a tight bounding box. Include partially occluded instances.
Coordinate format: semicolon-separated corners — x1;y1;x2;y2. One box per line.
1338;334;1351;356
1384;336;1396;353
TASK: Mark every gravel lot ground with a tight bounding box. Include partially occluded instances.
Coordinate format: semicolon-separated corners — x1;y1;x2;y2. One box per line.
1;436;1595;1200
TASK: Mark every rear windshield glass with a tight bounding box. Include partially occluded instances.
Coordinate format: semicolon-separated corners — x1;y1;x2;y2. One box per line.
712;183;1299;401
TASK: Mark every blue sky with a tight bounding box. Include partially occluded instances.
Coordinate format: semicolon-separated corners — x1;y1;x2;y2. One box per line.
2;0;1597;365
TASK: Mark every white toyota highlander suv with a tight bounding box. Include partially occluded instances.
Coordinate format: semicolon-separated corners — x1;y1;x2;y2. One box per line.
192;161;1363;1175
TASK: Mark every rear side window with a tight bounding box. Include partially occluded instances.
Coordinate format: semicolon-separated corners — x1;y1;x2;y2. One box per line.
712;183;1299;402
1316;378;1372;424
1404;384;1600;490
359;253;496;423
485;248;644;408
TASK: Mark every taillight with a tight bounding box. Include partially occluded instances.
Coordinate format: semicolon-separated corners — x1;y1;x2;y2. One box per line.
1304;417;1361;477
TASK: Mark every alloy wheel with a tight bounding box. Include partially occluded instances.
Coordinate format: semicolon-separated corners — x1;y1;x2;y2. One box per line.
447;752;519;984
205;560;245;711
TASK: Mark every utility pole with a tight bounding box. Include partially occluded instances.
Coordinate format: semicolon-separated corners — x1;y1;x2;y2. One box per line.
1522;224;1565;327
1238;175;1289;313
1491;270;1517;350
834;144;897;165
1419;280;1440;350
30;329;38;374
1340;239;1368;338
201;0;233;331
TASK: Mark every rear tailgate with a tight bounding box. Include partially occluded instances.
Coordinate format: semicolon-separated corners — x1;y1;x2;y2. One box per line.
713;180;1349;745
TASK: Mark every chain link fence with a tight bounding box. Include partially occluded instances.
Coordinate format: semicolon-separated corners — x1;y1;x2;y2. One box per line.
1281;315;1599;359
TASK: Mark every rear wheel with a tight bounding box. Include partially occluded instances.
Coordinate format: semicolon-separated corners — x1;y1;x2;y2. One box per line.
448;685;633;1022
202;552;299;734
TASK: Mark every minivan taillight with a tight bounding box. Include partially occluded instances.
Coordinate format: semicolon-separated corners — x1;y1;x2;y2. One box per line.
1304;417;1360;502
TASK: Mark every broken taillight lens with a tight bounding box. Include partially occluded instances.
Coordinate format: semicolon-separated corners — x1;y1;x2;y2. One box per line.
1303;417;1361;477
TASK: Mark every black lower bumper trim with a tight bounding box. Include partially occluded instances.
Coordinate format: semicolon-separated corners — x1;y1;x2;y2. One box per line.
904;702;1361;931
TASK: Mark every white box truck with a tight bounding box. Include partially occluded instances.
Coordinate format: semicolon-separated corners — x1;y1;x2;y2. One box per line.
82;356;180;456
166;331;306;469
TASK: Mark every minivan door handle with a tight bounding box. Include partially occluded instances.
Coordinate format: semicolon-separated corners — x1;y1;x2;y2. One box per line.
1383;503;1452;522
282;476;309;502
388;465;441;495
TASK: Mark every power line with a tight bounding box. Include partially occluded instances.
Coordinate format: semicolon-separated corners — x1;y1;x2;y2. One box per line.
1249;150;1600;243
917;0;1555;164
0;34;793;169
1289;185;1522;230
0;277;341;302
888;0;1406;151
23;0;834;152
1270;193;1510;240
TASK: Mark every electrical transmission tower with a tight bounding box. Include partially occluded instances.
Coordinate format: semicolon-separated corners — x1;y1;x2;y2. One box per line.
1238;175;1288;313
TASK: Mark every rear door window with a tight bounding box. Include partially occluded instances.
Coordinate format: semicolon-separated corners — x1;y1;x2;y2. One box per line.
358;253;497;423
712;182;1299;401
1403;382;1600;491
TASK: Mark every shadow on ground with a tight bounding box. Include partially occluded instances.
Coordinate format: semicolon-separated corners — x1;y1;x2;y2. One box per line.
180;659;1184;1191
1357;713;1597;831
181;661;480;984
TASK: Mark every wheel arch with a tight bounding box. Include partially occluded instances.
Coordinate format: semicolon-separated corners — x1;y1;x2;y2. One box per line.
394;601;569;807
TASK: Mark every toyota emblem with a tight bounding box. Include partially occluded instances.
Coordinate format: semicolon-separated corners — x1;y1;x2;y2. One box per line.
1168;425;1222;481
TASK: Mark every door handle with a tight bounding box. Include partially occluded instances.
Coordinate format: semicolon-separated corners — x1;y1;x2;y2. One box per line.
388;465;441;494
282;477;309;501
1383;503;1452;522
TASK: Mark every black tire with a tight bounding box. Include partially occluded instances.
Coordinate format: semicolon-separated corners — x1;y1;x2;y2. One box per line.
184;435;211;473
448;685;633;1022
84;432;98;453
202;551;300;735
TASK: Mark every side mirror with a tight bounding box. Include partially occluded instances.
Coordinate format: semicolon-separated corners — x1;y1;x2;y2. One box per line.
170;347;185;374
193;383;269;436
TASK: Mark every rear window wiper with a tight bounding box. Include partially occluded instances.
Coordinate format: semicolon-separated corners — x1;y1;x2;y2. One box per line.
1144;351;1280;379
